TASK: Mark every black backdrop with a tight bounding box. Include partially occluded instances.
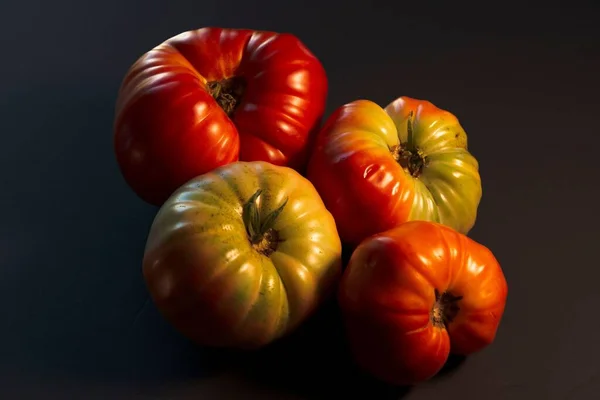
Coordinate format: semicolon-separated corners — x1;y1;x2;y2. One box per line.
2;1;599;399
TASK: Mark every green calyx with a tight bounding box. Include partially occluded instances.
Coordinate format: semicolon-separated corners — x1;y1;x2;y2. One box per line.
242;189;288;257
391;110;426;177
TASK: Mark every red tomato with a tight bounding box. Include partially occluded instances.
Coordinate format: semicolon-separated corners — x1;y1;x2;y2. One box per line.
338;221;508;385
114;27;328;206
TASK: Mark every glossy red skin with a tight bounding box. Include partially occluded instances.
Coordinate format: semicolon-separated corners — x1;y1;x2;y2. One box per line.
338;221;508;386
114;27;328;206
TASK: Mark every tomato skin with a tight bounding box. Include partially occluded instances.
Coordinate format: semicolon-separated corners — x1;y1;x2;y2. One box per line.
307;97;481;245
338;221;508;385
114;27;328;206
142;161;342;349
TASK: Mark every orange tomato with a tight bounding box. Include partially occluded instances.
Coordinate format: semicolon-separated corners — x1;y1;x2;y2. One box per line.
338;221;508;385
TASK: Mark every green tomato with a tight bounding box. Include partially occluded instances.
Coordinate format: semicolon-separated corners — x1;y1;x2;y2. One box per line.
143;161;342;349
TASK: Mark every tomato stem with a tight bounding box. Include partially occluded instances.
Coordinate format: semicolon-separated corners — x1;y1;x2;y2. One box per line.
242;189;288;257
391;146;425;177
390;110;426;177
207;77;246;117
431;289;463;329
406;110;415;150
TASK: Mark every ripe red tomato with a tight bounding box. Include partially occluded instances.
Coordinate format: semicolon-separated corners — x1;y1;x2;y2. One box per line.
338;221;508;385
114;27;328;206
307;97;482;245
143;161;342;349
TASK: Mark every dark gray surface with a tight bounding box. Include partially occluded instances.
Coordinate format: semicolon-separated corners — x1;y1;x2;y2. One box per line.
2;1;599;399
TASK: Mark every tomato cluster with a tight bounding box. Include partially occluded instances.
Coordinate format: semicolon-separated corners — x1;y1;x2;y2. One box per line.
114;27;508;386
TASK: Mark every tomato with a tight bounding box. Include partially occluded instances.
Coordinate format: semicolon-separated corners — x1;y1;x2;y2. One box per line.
114;27;328;206
307;96;482;245
142;161;342;349
338;221;508;385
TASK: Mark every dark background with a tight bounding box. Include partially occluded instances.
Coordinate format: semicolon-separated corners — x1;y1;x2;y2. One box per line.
2;1;599;399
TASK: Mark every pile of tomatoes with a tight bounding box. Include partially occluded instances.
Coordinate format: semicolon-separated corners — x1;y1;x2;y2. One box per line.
113;27;508;387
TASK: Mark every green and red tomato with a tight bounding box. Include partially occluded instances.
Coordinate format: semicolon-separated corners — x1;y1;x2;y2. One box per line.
307;96;482;245
142;161;342;349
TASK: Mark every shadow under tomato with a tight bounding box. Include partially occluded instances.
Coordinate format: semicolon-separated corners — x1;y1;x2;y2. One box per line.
230;297;412;400
432;354;467;380
198;300;466;397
